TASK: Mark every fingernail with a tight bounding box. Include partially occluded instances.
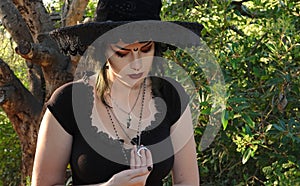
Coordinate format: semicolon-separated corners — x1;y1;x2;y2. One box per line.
147;166;152;172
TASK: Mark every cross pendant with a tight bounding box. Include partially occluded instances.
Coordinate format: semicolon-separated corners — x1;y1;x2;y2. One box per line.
127;114;131;128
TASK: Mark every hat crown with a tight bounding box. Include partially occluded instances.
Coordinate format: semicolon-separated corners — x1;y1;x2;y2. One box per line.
95;0;162;22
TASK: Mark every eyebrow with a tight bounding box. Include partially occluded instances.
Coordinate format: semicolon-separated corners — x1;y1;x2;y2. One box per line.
114;41;153;51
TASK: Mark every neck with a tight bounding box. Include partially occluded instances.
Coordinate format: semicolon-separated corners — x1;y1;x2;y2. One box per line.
108;78;146;107
107;69;146;91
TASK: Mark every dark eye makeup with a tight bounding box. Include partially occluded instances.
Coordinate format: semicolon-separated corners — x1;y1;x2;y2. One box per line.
141;44;153;53
115;51;129;57
112;41;153;58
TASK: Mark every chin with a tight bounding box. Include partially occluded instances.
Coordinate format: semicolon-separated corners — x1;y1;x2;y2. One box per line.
126;77;147;88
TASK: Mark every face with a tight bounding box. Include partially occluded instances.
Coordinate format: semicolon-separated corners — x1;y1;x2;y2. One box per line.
105;40;155;87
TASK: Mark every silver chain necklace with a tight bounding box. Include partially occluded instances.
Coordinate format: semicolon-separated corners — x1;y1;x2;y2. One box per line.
105;78;146;163
110;81;144;128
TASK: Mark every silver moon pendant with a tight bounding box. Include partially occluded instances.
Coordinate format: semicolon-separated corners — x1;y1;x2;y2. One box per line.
137;146;148;157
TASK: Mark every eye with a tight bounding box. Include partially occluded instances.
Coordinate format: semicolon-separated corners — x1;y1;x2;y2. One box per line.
141;44;153;53
115;51;128;58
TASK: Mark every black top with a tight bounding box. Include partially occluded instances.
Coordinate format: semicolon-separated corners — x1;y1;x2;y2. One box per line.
47;77;189;185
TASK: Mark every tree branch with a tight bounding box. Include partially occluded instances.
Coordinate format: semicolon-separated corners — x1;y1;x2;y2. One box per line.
15;39;59;66
61;0;71;27
1;0;75;102
0;0;45;102
0;58;42;119
228;25;246;37
0;58;42;181
14;38;75;100
0;1;77;183
12;0;54;41
64;0;89;26
0;0;33;45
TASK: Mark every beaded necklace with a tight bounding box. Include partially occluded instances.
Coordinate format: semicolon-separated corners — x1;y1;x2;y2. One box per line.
110;80;144;128
105;78;146;164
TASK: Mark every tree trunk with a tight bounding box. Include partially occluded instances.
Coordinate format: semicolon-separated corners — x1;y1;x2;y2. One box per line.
0;0;89;185
0;58;42;184
64;0;89;26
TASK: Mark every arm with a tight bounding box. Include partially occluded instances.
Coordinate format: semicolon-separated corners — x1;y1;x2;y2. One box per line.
31;109;152;186
170;106;200;186
31;109;73;186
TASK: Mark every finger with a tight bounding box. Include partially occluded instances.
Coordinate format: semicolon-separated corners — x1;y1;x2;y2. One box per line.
129;174;149;185
145;148;153;168
135;147;142;169
127;167;150;178
112;168;146;184
116;167;144;177
140;147;147;167
130;147;136;169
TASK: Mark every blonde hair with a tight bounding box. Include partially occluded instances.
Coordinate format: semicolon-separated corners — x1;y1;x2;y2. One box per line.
95;62;110;106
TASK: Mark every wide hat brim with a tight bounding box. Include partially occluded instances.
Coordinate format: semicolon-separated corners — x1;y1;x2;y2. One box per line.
50;20;204;56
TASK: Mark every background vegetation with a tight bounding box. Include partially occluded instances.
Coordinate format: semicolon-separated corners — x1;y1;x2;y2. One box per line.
162;0;300;185
0;26;27;185
1;0;299;185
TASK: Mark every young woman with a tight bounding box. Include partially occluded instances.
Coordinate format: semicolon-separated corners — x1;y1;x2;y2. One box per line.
32;0;202;185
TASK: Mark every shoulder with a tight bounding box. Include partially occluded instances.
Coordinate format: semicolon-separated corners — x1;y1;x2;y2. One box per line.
153;76;189;104
52;80;85;95
46;80;93;135
151;76;190;124
48;80;89;103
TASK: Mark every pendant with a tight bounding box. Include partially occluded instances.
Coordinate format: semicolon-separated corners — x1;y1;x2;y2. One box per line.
127;114;131;128
137;146;148;157
131;136;139;145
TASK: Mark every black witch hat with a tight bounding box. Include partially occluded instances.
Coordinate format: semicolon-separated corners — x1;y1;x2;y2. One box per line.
50;0;204;56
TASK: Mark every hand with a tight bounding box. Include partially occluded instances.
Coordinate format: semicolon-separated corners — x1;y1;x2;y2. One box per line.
130;145;153;170
105;167;151;186
106;146;153;186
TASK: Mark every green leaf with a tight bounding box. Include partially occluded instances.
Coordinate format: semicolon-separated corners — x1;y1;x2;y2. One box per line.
242;148;252;164
242;114;255;128
272;124;285;132
221;110;229;130
266;43;277;54
201;108;211;115
253;66;261;77
242;125;253;136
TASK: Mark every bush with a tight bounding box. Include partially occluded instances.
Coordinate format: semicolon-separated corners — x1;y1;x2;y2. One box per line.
0;111;21;186
0;25;26;186
1;0;299;185
162;0;300;185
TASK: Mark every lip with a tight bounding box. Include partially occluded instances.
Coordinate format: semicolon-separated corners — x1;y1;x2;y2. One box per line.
128;72;144;79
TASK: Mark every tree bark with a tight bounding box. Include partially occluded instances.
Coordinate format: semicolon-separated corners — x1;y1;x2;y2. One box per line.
65;0;89;26
0;0;44;103
0;58;42;184
12;0;54;40
0;0;89;184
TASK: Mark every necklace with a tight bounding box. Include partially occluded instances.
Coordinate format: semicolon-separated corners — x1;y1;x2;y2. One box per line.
105;105;130;164
105;78;147;163
110;80;144;128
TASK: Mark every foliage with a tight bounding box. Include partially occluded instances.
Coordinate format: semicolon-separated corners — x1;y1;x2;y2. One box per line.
0;26;29;88
85;0;98;19
162;0;300;185
1;0;300;185
0;26;28;185
0;111;21;186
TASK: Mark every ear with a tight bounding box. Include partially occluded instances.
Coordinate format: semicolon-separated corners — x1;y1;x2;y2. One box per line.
104;60;110;69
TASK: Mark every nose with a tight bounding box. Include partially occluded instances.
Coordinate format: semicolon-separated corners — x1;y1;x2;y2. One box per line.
130;51;142;71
